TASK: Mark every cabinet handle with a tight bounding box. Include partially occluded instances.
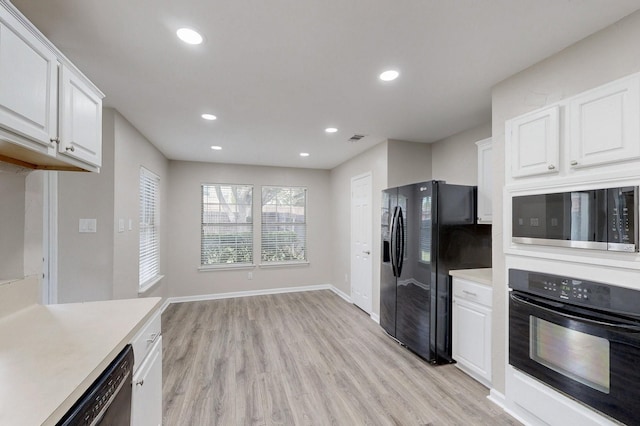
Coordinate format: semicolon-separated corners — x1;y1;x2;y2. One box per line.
462;290;477;297
65;146;75;152
147;332;160;344
136;379;144;386
570;160;578;166
547;164;555;170
363;250;371;255
50;137;60;145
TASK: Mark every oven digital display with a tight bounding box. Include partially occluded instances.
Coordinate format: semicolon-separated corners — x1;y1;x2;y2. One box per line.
530;316;610;394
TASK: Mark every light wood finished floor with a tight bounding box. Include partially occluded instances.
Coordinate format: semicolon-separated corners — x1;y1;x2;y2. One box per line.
161;290;520;425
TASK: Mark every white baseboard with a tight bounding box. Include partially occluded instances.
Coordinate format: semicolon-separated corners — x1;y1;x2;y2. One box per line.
488;388;506;408
330;286;352;303
160;297;172;313
166;284;338;306
489;388;533;426
161;285;386;329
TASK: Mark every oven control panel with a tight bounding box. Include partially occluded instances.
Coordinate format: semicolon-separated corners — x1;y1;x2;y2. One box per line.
529;277;611;307
508;269;640;316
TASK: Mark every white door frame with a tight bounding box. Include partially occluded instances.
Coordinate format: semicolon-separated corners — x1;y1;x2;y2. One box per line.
42;171;58;304
350;171;373;314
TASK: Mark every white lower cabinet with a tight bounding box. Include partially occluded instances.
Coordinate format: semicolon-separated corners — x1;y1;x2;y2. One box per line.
130;310;162;426
452;277;492;387
132;335;163;426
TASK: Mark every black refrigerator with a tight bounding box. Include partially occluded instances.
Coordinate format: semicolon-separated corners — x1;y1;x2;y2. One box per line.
380;180;491;364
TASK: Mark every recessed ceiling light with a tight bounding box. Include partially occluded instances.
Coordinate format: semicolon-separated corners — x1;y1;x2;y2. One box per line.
379;70;399;81
300;152;310;157
325;127;338;133
211;146;222;150
201;113;217;121
176;28;203;45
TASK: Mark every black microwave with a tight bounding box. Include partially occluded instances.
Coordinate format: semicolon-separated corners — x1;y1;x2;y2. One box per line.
512;186;638;252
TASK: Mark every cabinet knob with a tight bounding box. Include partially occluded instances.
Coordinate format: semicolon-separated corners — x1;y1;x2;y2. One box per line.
570;160;578;166
547;164;555;170
65;146;75;152
50;137;60;145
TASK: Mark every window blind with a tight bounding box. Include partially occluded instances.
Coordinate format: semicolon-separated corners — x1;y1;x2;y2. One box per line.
139;167;160;288
261;186;307;263
201;184;253;266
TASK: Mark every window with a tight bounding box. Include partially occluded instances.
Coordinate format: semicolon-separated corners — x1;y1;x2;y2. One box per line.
261;186;307;263
139;167;160;289
201;184;253;266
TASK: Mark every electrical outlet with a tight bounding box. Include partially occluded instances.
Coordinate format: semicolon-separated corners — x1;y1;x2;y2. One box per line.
248;272;253;280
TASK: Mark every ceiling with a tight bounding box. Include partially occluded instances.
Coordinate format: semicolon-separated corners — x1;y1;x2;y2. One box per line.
11;0;640;170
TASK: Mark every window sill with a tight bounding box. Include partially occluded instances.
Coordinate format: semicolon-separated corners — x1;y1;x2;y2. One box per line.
139;274;164;295
198;264;256;272
259;261;310;269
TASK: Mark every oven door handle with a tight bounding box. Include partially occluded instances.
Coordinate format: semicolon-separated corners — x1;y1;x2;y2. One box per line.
510;293;640;333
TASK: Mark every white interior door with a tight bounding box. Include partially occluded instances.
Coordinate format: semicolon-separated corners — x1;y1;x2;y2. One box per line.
351;173;372;314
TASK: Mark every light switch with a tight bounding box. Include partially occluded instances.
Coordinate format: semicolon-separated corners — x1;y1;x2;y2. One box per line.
79;219;97;233
118;218;125;233
128;219;133;231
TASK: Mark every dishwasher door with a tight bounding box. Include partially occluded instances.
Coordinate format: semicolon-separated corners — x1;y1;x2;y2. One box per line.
56;344;133;426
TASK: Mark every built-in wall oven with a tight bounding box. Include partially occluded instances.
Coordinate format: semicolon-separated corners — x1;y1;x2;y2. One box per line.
509;269;640;425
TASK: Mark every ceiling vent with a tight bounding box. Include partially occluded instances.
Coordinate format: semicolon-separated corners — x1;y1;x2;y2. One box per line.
348;134;366;143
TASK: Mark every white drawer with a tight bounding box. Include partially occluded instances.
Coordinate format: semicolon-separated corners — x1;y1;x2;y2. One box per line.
452;277;492;307
131;309;161;372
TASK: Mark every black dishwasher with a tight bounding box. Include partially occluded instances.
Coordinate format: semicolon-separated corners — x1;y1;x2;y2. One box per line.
57;344;133;426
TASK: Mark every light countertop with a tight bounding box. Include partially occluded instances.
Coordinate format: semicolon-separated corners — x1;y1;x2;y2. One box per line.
0;297;162;426
449;268;493;286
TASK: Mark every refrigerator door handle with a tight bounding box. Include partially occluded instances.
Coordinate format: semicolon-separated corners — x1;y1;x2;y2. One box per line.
397;207;405;276
390;206;399;277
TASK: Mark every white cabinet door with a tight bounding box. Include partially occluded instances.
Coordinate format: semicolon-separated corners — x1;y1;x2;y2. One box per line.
568;75;640;169
131;336;163;426
452;297;491;387
476;138;492;224
0;8;57;146
58;65;102;168
509;106;560;178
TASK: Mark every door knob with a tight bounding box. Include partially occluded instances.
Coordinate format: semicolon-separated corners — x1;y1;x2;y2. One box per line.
363;250;371;255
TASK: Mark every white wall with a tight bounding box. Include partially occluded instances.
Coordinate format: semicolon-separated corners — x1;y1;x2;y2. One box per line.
56;112;115;302
387;140;432;188
491;9;640;394
330;141;388;314
113;110;169;300
0;167;26;280
431;122;491;185
54;108;169;302
166;160;332;297
23;171;44;278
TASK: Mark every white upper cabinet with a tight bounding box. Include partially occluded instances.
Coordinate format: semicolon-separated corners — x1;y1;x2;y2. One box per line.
506;73;640;186
509;106;560;179
0;7;57;147
0;1;103;172
568;76;640;169
476;138;492;224
59;65;102;167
